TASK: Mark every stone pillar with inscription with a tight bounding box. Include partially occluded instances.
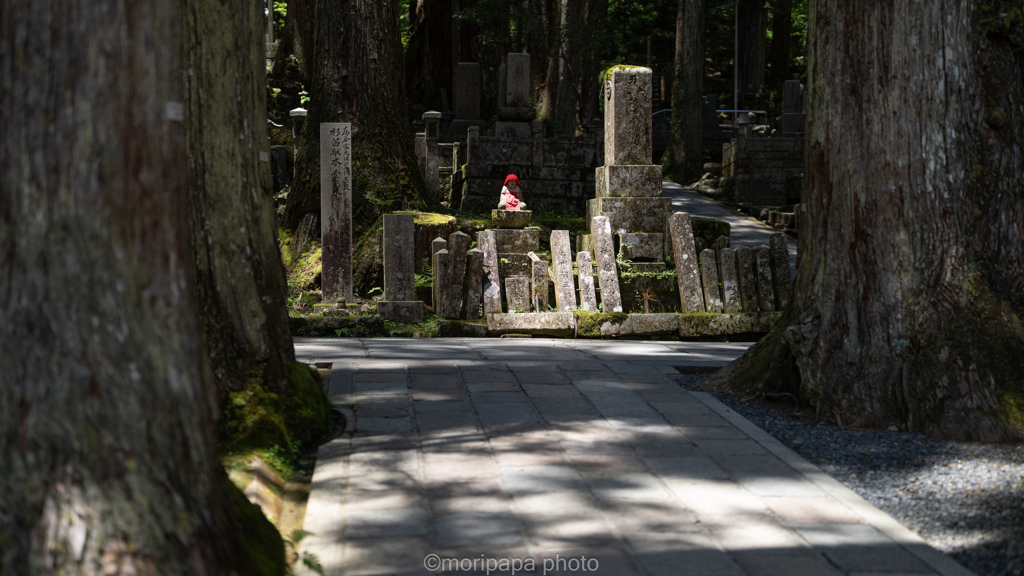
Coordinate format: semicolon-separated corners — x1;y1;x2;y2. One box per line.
320;122;353;302
377;214;424;324
585;66;672;313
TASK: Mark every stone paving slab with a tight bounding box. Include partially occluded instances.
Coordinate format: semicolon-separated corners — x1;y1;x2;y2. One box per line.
294;338;975;576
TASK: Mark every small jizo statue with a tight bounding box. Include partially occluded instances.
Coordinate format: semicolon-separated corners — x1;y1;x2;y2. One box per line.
498;174;526;211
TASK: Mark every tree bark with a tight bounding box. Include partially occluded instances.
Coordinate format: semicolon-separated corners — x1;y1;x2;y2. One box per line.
667;0;705;181
706;0;1024;442
424;0;454;112
553;0;585;135
736;0;766;95
576;0;609;126
766;0;793;90
537;0;562;125
0;0;280;571
285;0;428;243
291;0;315;80
271;0;296;80
184;0;296;396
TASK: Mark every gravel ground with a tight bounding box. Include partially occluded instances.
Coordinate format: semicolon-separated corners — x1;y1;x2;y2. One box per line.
675;373;1024;576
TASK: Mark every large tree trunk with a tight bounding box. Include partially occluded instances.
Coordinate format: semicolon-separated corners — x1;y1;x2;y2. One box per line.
766;0;793;90
667;0;704;181
285;0;427;243
706;0;1024;442
0;0;281;571
736;0;766;96
553;0;607;136
553;0;585;135
291;0;315;80
537;0;562;126
424;0;454;112
184;0;296;396
576;0;609;126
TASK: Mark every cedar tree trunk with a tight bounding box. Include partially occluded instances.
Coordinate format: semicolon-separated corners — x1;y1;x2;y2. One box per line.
667;0;705;181
0;0;281;571
285;0;427;243
767;0;793;90
737;0;766;95
183;0;296;396
706;0;1024;442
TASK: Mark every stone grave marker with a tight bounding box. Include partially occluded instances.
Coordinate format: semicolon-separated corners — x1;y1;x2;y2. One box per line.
735;247;759;312
383;214;415;301
453;62;481;119
506;53;530;107
604;66;652;166
550;230;578;312
719;248;741;314
320;122;353;302
433;248;450;314
591;215;622;313
699;249;722;312
669;212;705;313
770;232;793;310
505;276;531;312
431;236;448;310
442;231;471;318
528;252;549;312
478;230;503;314
577;251;598;312
463;248;484;320
755;246;776;312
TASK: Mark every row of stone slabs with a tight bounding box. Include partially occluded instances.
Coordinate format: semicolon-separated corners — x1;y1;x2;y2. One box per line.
422;212;793;337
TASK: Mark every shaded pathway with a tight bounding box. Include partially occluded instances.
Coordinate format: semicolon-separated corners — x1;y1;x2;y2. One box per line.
295;338;971;576
662;179;797;276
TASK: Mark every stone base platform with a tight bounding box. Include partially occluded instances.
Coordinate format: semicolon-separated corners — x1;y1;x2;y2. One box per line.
678;311;782;337
587;196;673;233
376;301;424;324
490;209;532;228
486;312;575;337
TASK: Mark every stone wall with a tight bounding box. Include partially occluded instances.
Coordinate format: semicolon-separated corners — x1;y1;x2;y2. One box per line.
452;129;601;214
720;135;804;206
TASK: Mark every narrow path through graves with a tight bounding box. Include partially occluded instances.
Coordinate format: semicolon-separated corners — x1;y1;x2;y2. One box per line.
293;337;972;576
662;179;797;276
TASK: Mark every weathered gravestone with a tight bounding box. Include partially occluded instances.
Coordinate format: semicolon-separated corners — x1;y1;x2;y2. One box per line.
669;212;705;313
505;276;531;312
719;248;741;314
591;215;622;313
477;230;503;314
377;214;424;324
577;251;598;312
700;249;722;312
320;122;353;302
550;231;578;312
604;66;652;165
431;237;447;309
770;232;793;310
453;62;481;120
735;247;759;312
441;231;471;318
755;246;776;312
463;248;484;320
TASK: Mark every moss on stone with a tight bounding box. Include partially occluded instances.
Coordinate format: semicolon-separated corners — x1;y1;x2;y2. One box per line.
574;311;629;338
220;361;330;480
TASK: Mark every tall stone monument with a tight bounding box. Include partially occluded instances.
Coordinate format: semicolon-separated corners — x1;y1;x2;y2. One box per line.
320;122;353;302
585;66;673;313
377;214;424;323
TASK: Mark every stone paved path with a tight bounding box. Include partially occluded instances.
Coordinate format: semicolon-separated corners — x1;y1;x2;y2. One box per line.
661;179;797;276
294;337;973;576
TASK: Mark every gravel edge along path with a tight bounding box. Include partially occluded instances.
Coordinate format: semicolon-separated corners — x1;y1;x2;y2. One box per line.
675;373;1024;576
